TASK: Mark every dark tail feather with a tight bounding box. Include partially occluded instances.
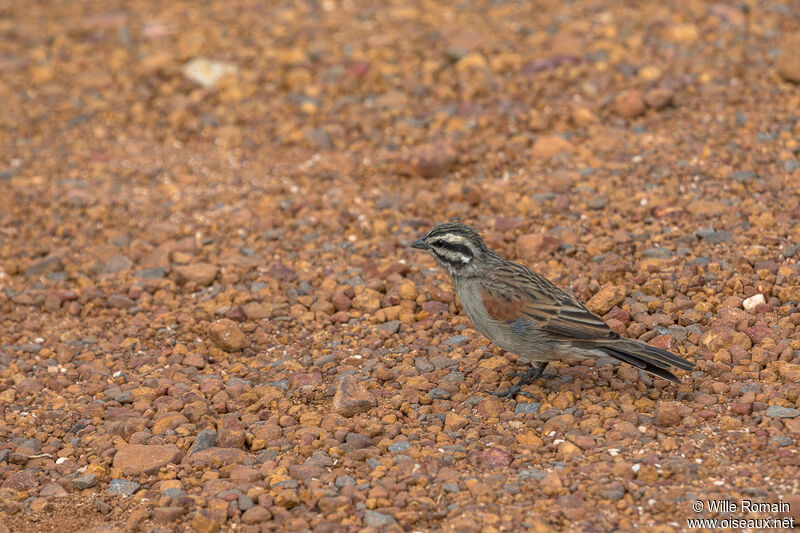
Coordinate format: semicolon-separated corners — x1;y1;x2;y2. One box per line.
598;340;694;384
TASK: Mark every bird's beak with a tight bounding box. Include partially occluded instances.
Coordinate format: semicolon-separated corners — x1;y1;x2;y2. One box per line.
411;239;429;250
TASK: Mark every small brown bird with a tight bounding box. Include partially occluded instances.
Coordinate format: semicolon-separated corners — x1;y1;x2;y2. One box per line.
411;222;693;399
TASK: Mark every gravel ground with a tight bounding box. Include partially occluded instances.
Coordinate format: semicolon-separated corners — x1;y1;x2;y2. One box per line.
2;1;800;532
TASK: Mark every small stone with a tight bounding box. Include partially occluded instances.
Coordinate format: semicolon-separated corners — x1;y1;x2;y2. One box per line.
614;90;645;118
427;387;450;399
388;440;410;453
778;363;800;382
742;294;766;312
765;406;799;419
586;286;626;315
443;335;468;348
192;509;226;533
154;506;185;524
665;23;698;43
770;435;793;447
73;473;98;489
730;170;756;182
2;470;38;490
777;33;800;83
102;255;133;275
208;319;247;352
655;401;682;427
189;447;248;468
644;88;673;110
700;327;751;353
242;302;270;320
396;142;456;178
540;472;564;496
352;289;381;313
241;505;272;524
288;464;326;480
191;429;217;453
184;352;206;369
444;412;468;431
377;320;401;336
332;291;352;311
39;482;68;498
274;489;300;509
112;444;182;476
477;396;504;418
363;510;397;527
397;281;418;301
107;479;140;496
516;234;562;264
514;402;541;415
25;255;63;277
478;448;513;468
182;57;239;88
332;375;376;417
531;135;573;159
174;263;219;286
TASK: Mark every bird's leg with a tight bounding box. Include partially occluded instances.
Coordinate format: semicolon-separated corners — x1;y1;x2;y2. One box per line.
506;366;558;380
491;362;548;400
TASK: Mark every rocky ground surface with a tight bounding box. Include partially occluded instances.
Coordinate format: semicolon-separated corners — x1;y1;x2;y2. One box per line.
2;0;800;531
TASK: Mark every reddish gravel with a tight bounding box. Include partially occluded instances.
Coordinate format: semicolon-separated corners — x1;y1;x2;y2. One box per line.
2;1;800;532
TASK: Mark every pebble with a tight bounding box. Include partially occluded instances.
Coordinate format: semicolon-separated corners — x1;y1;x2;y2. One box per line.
182;57;239;87
154;506;185;524
614;90;645;118
586;286;625;315
655;401;682;427
644;88;674;110
396;142;456;178
112;444;182;475
531;135;573;159
191;429;218;454
39;482;68;498
363;510;397;527
516;234;562;264
207;319;247;352
769;435;793;447
333;375;376;417
764;406;799;419
174;263;219;286
107;479;141;496
777;33;800;83
514;403;541;415
73;473;98;489
241;506;272;524
101;255;133;275
389;441;410;452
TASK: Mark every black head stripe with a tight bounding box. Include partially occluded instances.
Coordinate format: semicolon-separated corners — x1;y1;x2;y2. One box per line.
429;239;474;258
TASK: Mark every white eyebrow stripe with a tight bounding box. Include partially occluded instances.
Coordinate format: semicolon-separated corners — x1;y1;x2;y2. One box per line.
434;233;470;244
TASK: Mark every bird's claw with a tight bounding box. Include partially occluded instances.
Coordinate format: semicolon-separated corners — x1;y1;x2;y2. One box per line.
492;363;549;401
490;384;538;400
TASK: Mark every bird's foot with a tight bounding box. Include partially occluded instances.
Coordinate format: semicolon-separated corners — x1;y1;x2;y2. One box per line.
490;383;538;400
506;370;558;381
491;363;549;401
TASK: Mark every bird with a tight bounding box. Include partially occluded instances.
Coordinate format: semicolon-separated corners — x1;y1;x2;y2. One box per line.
410;222;694;399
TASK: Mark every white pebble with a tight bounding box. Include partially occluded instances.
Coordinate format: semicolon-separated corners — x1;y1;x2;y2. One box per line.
743;293;765;312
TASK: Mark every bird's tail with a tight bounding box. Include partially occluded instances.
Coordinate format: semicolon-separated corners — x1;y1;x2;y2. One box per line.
598;340;694;383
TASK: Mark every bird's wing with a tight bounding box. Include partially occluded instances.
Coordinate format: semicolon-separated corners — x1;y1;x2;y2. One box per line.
479;263;619;343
